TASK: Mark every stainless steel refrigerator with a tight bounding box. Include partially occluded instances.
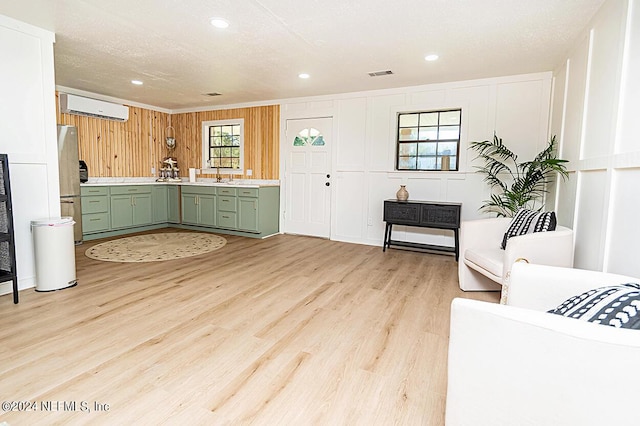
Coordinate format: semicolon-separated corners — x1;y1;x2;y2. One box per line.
57;125;83;243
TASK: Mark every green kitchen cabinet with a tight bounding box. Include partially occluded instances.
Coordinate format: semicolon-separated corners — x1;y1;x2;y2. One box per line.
81;183;279;239
217;190;238;230
132;194;152;225
181;185;216;227
81;186;110;234
256;186;279;236
181;193;199;225
217;187;237;197
237;188;259;232
152;185;169;224
168;185;180;223
199;194;217;227
109;186;152;229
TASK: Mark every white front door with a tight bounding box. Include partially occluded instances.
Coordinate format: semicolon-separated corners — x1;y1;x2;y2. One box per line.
284;117;332;238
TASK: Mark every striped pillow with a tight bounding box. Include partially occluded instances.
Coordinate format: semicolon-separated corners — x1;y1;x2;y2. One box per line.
548;284;640;329
501;209;557;249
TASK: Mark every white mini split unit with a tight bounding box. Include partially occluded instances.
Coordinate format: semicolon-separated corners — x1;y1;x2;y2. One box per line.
59;93;129;122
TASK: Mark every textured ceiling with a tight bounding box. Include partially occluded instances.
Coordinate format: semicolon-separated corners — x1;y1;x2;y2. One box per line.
1;0;605;111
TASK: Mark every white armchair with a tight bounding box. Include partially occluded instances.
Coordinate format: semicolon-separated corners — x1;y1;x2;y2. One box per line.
458;217;574;291
446;263;640;426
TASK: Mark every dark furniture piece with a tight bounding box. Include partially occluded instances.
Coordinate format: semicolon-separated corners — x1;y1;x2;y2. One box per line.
0;154;18;303
383;199;461;260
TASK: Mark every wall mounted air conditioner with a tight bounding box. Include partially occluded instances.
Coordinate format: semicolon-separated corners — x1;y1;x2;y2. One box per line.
59;93;129;122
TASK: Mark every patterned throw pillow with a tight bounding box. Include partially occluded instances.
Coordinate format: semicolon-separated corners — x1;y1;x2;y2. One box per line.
501;209;557;249
548;283;640;329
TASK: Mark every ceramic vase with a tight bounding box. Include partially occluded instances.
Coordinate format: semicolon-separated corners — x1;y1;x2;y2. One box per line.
396;185;409;201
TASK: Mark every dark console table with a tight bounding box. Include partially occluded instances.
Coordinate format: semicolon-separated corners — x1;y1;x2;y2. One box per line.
383;199;461;260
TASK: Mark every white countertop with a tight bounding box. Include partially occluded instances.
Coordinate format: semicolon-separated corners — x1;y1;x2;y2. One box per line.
81;177;279;188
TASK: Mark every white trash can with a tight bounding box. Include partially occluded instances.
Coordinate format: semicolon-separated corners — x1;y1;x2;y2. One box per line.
31;217;77;292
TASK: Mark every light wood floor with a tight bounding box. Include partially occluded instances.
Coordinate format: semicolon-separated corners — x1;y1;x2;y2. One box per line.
0;230;498;425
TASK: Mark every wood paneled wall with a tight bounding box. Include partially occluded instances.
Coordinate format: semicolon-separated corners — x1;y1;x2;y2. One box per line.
170;106;279;180
56;92;279;179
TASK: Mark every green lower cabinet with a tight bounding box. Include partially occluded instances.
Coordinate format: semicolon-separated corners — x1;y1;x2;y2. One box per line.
198;194;217;227
238;197;258;232
82;195;109;214
110;187;152;230
181;193;199;225
152;186;169;224
110;194;152;229
254;186;280;236
81;186;110;235
132;194;152;225
82;212;110;233
110;195;134;229
181;186;217;227
168;186;180;223
217;211;237;229
81;183;279;239
217;194;237;229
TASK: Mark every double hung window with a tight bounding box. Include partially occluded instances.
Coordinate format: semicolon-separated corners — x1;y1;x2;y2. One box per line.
202;119;244;173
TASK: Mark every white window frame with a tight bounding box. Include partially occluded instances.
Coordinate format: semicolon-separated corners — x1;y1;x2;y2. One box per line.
201;118;245;175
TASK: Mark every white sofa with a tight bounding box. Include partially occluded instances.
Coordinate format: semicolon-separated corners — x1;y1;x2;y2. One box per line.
458;217;574;291
446;263;640;426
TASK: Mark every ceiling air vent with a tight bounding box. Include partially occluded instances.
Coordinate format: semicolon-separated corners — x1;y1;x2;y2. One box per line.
368;70;394;77
203;92;222;97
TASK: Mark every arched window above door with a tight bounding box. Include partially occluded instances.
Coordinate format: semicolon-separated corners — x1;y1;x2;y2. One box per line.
293;127;325;146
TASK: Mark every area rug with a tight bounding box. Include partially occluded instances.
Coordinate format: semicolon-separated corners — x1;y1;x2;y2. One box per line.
85;232;227;262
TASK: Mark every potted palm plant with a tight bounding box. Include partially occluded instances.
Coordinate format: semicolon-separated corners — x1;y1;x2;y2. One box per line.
469;134;569;217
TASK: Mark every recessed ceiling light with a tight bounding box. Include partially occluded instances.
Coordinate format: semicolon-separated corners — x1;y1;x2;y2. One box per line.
131;80;143;85
210;18;229;29
298;73;310;79
425;54;439;62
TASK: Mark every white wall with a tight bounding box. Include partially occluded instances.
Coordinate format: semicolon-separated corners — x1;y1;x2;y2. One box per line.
280;73;553;248
551;0;640;275
0;14;59;295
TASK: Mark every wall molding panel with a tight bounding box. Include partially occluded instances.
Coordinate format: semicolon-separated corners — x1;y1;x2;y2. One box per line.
551;0;640;275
